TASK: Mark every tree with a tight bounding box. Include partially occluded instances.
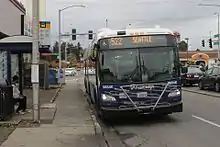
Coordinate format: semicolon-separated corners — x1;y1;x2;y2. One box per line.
69;54;77;67
178;41;188;51
51;41;84;62
61;42;66;60
52;41;59;53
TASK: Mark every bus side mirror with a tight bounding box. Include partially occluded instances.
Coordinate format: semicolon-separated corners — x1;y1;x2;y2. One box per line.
94;43;100;49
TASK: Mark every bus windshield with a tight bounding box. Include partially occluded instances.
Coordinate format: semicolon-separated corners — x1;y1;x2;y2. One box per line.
99;47;178;83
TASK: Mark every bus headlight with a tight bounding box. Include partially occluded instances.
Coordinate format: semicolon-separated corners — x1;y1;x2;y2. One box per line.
101;94;116;101
168;89;180;97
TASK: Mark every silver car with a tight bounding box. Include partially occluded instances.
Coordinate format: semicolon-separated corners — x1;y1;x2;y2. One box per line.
65;68;76;76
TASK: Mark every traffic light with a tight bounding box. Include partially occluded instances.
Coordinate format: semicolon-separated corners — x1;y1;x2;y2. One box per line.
88;30;93;40
202;40;205;47
72;29;76;40
209;38;213;48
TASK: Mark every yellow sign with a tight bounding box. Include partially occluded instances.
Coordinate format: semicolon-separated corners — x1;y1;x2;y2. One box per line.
191;53;209;65
39;21;51;29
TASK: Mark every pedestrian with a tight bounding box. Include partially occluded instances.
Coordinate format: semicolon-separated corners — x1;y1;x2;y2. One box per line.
12;75;27;114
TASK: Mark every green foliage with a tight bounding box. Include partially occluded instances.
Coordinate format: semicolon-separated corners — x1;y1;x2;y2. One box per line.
52;41;83;62
178;41;188;51
52;41;59;53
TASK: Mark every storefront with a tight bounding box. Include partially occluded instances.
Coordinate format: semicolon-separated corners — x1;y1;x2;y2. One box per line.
179;50;218;68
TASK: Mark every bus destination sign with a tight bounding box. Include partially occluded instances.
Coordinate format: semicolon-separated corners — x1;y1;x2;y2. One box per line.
99;35;176;49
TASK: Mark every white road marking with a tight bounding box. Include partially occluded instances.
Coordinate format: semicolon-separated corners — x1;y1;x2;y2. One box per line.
192;115;220;128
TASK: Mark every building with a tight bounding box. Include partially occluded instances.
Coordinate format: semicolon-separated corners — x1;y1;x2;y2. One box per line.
20;0;47;62
19;0;46;36
0;0;25;38
179;50;218;67
0;0;26;76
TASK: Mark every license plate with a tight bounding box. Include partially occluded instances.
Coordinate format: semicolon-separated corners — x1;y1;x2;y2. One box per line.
194;75;199;77
137;92;148;98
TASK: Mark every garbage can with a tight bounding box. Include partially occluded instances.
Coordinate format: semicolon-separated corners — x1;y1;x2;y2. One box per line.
0;85;13;121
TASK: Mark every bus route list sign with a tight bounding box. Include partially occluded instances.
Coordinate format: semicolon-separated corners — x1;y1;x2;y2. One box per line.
99;35;177;49
39;21;51;49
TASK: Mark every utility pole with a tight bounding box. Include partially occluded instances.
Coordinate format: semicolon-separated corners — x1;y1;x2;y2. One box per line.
185;38;189;63
214;13;220;59
217;13;219;59
32;0;40;122
58;9;62;83
65;42;68;61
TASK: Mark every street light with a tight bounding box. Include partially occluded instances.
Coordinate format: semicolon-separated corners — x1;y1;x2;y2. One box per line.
214;12;220;59
58;4;86;83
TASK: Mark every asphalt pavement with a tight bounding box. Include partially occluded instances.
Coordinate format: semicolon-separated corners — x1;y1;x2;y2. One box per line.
108;88;220;147
75;75;220;147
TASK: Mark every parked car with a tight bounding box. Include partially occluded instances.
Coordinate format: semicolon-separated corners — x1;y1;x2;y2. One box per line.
88;68;95;75
65;68;76;76
181;65;204;86
199;66;220;92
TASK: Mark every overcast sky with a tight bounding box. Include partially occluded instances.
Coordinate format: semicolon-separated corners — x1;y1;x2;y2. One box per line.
44;0;220;50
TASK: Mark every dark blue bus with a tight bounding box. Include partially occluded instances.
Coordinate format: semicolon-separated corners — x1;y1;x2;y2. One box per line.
84;28;182;120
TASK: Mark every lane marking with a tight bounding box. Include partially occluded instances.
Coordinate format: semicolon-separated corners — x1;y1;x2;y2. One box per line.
192;115;220;128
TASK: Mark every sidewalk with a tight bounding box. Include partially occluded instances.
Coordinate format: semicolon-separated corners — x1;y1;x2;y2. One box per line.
0;86;61;145
1;81;105;147
9;87;60;124
24;87;58;109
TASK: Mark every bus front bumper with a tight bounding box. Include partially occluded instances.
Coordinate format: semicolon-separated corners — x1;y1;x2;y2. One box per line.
100;102;182;117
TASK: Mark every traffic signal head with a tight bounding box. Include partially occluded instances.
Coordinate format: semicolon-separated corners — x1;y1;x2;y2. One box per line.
88;30;93;40
202;40;205;47
72;29;76;40
209;38;213;48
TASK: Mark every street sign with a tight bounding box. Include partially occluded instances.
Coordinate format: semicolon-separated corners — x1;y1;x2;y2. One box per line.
39;21;51;48
58;68;65;84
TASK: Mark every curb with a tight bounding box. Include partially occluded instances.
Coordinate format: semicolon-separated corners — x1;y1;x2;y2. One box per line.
90;111;102;135
50;84;63;103
77;82;104;139
183;88;220;98
0;120;21;126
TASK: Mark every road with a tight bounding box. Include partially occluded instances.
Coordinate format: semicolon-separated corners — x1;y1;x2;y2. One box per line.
70;75;220;147
108;89;220;147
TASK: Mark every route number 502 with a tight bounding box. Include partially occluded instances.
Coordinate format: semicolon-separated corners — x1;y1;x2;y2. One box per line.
110;38;123;46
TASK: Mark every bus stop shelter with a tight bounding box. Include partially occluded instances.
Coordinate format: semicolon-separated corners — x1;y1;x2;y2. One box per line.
0;35;51;94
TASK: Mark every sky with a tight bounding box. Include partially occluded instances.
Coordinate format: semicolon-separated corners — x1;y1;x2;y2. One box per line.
21;0;220;50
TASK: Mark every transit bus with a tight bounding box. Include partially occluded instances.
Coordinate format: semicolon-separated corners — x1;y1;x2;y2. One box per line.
84;27;182;119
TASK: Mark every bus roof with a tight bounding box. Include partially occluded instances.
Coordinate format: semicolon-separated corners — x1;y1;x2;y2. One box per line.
95;27;175;41
85;27;176;60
